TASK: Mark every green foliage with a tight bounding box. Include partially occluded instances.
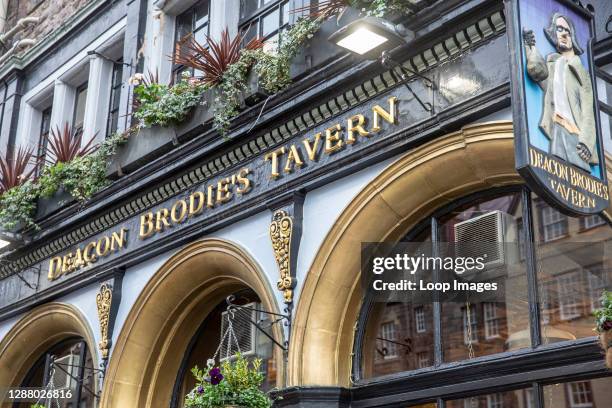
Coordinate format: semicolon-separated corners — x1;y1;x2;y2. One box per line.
0;132;128;231
0;181;39;230
211;17;322;135
30;404;46;408
350;0;416;17
133;73;207;128
594;291;612;332
185;354;272;408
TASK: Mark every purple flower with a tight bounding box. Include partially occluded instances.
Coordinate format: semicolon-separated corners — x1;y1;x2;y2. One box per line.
197;385;204;394
603;320;612;331
209;367;224;385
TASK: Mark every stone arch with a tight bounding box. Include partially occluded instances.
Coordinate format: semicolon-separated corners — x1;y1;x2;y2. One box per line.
100;238;281;408
289;121;530;387
0;302;98;401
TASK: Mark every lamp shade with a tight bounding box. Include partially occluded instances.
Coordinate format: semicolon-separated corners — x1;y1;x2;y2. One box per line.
328;17;407;60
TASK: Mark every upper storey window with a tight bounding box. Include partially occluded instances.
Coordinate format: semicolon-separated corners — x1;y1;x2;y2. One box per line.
173;0;210;80
239;0;292;52
72;83;88;134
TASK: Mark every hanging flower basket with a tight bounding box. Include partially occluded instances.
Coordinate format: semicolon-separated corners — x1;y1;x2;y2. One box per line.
184;314;272;408
600;330;612;368
593;291;612;369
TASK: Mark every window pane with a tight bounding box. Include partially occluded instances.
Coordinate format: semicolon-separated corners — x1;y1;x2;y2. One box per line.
262;8;280;38
543;377;612;408
532;194;612;344
447;388;533;408
194;0;209;29
73;84;87;132
362;228;433;378
439;192;530;361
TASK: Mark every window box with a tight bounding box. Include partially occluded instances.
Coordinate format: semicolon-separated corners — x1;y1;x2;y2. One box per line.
35;188;75;220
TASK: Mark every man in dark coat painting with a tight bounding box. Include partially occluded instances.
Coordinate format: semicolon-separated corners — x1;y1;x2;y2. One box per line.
523;12;597;172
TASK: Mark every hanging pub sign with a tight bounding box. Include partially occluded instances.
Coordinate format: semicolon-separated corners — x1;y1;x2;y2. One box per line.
505;0;609;214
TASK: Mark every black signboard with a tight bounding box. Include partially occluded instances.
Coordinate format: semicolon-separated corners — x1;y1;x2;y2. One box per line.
506;0;609;214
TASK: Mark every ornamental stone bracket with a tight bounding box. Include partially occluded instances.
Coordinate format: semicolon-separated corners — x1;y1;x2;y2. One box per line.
95;269;124;370
268;192;304;306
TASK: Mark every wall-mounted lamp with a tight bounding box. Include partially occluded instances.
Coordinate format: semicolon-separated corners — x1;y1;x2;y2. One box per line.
329;16;434;113
328;17;411;60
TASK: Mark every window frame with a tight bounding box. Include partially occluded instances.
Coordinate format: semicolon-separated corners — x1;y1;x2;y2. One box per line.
238;0;291;51
72;82;88;134
172;0;211;82
351;185;612;407
414;306;426;333
16;338;92;408
106;60;124;138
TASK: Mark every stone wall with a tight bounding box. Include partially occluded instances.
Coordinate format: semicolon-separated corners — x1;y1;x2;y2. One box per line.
4;0;93;47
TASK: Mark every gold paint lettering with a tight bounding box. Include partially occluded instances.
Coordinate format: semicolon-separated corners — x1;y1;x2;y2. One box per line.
111;228;128;251
325;124;344;154
372;96;397;132
84;242;97;263
284;145;304;173
264;147;287;179
347;114;369;144
302;133;322;161
216;178;232;203
96;236;111;257
189;191;205;216
171;199;188;223
139;212;155;239
155;208;171;232
48;257;62;280
236;168;251;194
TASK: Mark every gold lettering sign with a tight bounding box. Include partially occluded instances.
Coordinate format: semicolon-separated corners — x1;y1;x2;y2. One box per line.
48;228;128;281
529;147;609;209
139;167;253;240
264;96;398;179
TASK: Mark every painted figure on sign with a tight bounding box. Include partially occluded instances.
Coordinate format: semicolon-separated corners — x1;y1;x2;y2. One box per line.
523;12;597;172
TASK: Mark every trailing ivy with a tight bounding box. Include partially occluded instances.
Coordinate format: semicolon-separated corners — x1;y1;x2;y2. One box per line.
0;132;128;231
0;181;40;230
211;17;322;134
132;73;207;128
351;0;417;17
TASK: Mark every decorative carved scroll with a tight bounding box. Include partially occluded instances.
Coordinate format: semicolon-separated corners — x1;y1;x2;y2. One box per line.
270;210;296;303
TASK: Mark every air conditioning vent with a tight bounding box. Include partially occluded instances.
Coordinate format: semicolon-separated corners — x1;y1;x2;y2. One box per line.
220;302;258;361
453;210;517;269
51;353;79;390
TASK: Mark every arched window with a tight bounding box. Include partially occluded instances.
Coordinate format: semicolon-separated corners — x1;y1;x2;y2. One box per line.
16;338;95;408
355;186;612;405
171;289;276;408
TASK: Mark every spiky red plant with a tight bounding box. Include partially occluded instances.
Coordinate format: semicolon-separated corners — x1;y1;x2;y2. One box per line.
46;123;98;164
291;0;349;18
0;146;36;194
173;28;264;86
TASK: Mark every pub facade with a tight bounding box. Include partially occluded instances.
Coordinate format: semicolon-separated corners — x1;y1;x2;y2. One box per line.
0;0;611;407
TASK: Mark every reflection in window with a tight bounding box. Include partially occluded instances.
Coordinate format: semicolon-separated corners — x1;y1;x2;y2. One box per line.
379;322;398;359
447;388;531;408
415;306;426;333
462;306;478;345
483;302;500;339
440;192;528;362
534;195;611;345
581;214;605;230
540;205;568;242
543;378;612;408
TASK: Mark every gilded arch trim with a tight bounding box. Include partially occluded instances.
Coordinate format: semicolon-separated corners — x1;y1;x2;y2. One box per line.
100;238;282;408
288;121;612;387
0;302;98;407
